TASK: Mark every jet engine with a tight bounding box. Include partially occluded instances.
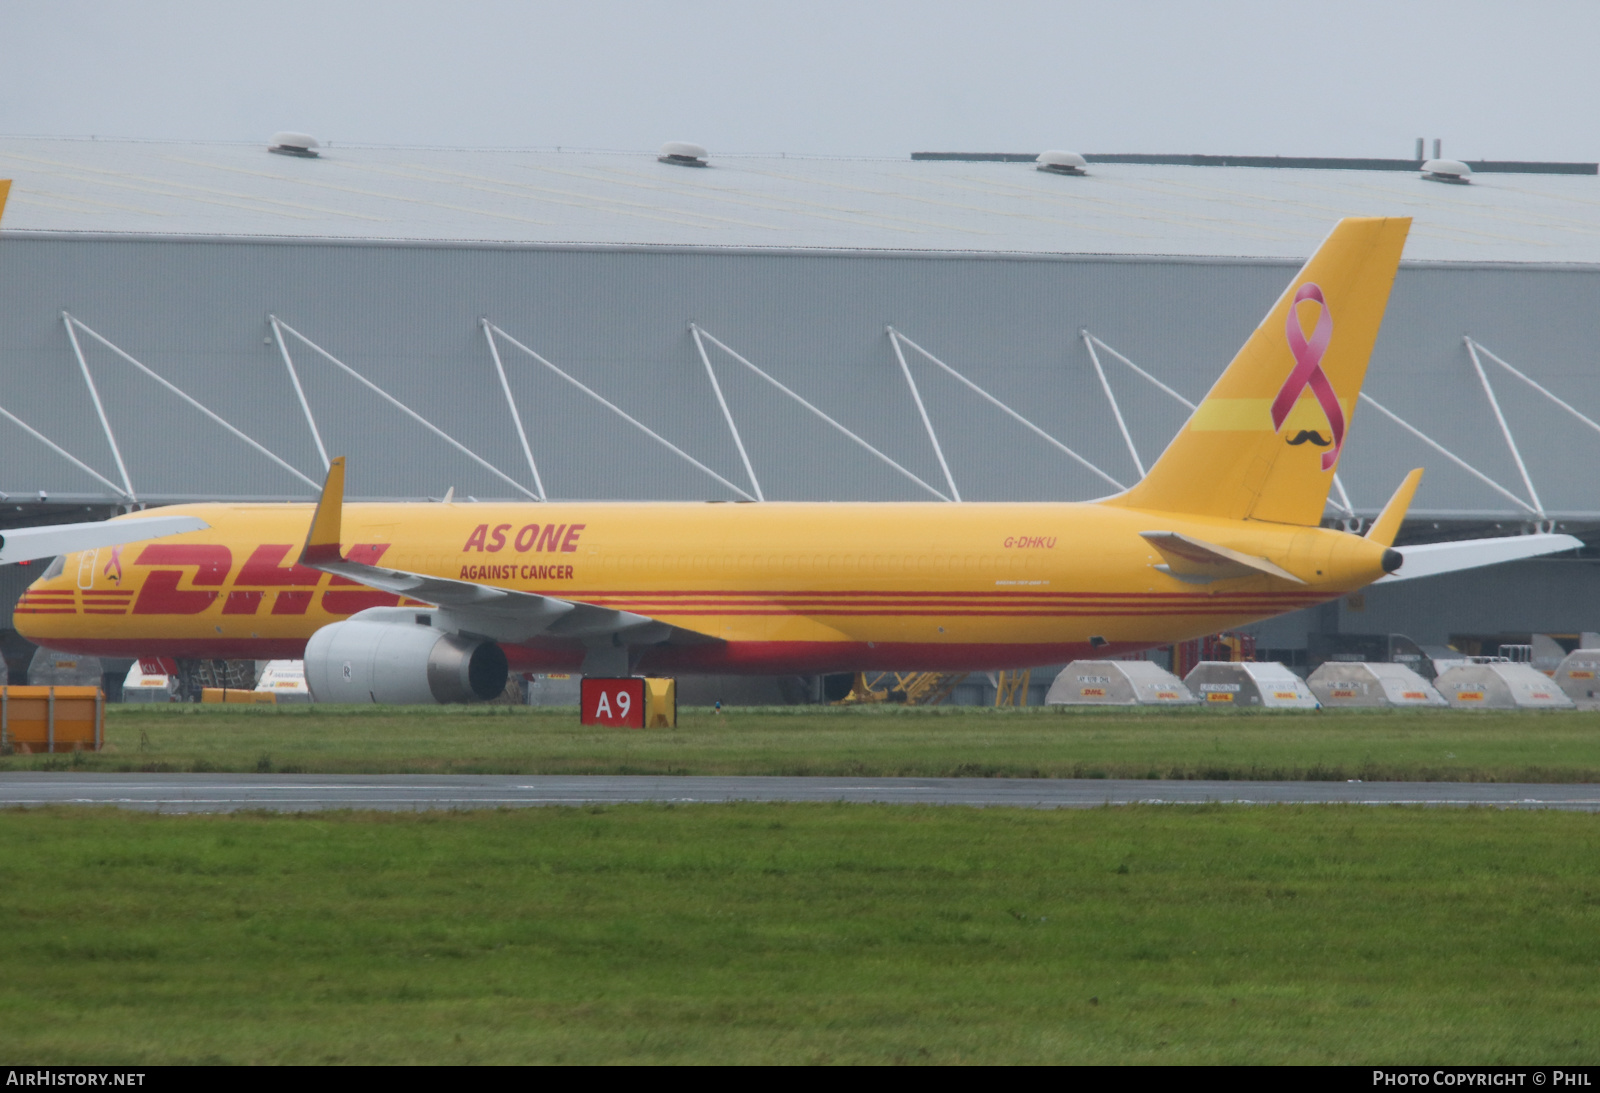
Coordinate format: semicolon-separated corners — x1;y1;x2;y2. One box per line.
304;616;508;704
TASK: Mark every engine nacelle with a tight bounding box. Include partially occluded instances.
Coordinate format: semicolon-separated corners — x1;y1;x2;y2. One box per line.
304;616;508;704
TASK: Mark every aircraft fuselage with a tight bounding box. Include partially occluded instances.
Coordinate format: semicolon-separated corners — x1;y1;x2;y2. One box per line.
16;500;1389;673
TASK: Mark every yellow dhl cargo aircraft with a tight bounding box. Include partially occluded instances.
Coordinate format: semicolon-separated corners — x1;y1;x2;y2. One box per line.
9;216;1581;701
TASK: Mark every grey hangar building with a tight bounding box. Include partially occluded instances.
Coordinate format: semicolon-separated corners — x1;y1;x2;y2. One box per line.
0;136;1595;695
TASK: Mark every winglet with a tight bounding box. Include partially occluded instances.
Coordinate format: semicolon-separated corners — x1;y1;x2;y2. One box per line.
300;457;346;565
1366;468;1423;547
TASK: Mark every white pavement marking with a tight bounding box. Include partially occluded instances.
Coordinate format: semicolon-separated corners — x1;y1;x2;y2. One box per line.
5;775;1600;812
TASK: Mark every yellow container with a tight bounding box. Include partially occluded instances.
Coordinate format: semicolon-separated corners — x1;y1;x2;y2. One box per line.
201;688;277;705
644;678;677;728
1;686;104;752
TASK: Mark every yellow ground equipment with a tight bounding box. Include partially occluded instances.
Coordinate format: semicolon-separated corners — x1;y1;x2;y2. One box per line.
994;669;1032;707
835;671;968;707
0;686;104;752
201;688;278;705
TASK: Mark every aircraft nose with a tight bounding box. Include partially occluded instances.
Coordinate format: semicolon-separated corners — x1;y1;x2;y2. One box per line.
1381;548;1403;574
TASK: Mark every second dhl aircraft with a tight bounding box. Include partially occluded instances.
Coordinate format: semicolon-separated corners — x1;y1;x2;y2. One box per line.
10;216;1580;701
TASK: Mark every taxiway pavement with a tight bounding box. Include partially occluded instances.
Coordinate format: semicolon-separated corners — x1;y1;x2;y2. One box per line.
1;773;1599;812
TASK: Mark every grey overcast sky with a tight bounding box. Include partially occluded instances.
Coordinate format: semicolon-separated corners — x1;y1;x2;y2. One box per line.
1;1;1595;161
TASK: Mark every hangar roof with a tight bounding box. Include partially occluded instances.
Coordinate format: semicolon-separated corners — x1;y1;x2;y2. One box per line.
1;137;1597;263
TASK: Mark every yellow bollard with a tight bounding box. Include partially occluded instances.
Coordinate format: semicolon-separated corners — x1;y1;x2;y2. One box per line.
644;678;677;728
202;687;277;704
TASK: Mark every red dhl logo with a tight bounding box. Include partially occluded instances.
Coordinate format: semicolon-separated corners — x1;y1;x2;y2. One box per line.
1402;691;1427;700
117;544;401;617
1079;687;1105;697
64;536;590;617
1206;692;1233;702
1331;689;1357;698
1155;691;1179;700
1272;691;1299;700
1457;691;1484;702
1571;671;1595;680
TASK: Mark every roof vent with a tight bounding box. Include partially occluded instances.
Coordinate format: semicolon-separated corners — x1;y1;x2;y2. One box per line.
1421;158;1471;184
658;141;708;168
268;132;321;158
1035;150;1087;176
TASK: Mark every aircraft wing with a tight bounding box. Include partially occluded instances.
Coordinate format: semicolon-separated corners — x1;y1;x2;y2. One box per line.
297;458;715;647
0;513;209;565
307;554;715;645
1381;533;1582;582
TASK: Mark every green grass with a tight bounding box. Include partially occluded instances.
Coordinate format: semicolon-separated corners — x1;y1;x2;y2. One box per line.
1;803;1597;1064
3;703;1598;782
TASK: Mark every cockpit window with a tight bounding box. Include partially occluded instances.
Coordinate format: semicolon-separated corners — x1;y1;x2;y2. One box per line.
41;556;65;580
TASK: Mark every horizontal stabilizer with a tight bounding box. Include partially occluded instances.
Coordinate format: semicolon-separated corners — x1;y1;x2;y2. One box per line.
0;514;209;565
1381;533;1582;583
1141;531;1304;585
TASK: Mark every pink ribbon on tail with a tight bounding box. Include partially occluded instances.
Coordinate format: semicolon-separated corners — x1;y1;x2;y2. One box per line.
103;545;123;582
1270;282;1344;471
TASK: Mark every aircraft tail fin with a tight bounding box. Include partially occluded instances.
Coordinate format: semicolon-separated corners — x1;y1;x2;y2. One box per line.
0;179;10;225
1105;216;1411;525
